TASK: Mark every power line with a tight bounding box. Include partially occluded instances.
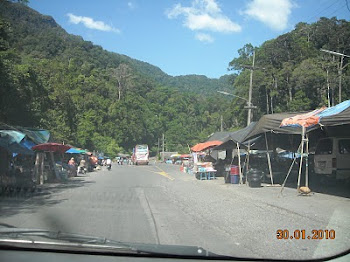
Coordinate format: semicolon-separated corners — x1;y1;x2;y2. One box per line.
325;2;347;17
305;0;340;22
346;0;350;13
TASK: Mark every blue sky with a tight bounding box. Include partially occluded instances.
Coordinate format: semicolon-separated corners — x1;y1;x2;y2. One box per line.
29;0;349;78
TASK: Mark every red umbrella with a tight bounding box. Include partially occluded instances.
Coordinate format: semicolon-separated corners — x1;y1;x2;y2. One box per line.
32;143;71;153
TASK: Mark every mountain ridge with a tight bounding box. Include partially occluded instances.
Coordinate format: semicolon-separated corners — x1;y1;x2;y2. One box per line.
1;0;233;95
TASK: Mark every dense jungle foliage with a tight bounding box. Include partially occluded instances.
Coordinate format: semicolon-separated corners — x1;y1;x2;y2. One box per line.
0;0;349;156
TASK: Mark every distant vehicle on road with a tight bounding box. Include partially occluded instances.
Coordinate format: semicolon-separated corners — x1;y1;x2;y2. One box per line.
314;137;350;180
132;144;149;165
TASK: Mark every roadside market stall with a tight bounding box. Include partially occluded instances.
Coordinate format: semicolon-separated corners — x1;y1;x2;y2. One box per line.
212;122;257;184
238;100;350;193
0;126;50;191
279;100;350;194
32;143;72;183
190;140;222;180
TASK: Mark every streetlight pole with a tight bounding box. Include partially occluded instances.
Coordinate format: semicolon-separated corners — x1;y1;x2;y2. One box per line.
320;49;350;103
247;50;255;126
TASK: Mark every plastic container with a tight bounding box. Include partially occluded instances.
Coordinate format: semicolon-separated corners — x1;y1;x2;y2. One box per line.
231;174;240;184
230;165;239;175
247;168;262;188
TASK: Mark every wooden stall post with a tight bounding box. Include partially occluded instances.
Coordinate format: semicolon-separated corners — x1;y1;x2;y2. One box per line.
297;126;306;191
39;153;44;185
236;142;243;184
34;152;40;184
264;132;274;185
305;133;309;188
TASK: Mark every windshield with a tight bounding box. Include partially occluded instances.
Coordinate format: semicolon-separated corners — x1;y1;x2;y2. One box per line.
0;0;349;260
136;145;148;153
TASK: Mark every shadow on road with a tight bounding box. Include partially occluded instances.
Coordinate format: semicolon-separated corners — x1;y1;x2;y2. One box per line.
275;172;350;199
0;177;95;218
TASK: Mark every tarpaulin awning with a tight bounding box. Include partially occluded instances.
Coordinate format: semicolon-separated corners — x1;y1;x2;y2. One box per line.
280;108;326;129
15;127;50;144
0;134;34;155
213;122;259;150
180;154;191;158
170;153;181;158
32;143;71;153
206;132;232;142
191;140;223;152
243;112;304;142
280;100;350;132
0;130;26;144
20;138;36;150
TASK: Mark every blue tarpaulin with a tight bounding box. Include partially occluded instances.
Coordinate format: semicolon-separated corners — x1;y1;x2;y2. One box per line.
66;148;86;154
17;128;50;144
318;100;350;119
0;130;25;144
0;134;34;155
20;138;36;150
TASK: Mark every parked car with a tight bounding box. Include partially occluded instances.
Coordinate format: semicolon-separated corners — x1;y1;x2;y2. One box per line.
314;137;350;180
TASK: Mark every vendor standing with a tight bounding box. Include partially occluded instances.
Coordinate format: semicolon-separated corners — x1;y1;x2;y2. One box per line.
68;157;76;176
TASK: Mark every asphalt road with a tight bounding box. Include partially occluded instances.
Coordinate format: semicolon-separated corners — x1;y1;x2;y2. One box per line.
0;163;349;260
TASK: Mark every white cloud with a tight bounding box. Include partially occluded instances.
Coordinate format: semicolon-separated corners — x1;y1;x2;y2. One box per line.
195;33;214;43
166;0;241;34
67;13;120;33
242;0;294;31
127;2;136;10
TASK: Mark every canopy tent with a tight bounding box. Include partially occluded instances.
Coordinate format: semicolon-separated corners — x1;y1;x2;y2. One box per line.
33;143;71;153
279;100;350;194
191;140;223;152
210;123;258;185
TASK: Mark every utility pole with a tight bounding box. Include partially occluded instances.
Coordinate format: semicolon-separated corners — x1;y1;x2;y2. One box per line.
157;138;160;159
162;133;165;162
220;115;223;132
320;49;350;104
247;50;255;126
339;54;344;103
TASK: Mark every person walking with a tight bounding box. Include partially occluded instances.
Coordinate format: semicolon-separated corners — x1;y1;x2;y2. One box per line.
106;158;112;170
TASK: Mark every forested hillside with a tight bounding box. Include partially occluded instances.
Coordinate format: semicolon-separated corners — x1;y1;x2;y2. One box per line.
228;19;350;126
0;0;233;155
128;58;234;95
0;0;349;156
